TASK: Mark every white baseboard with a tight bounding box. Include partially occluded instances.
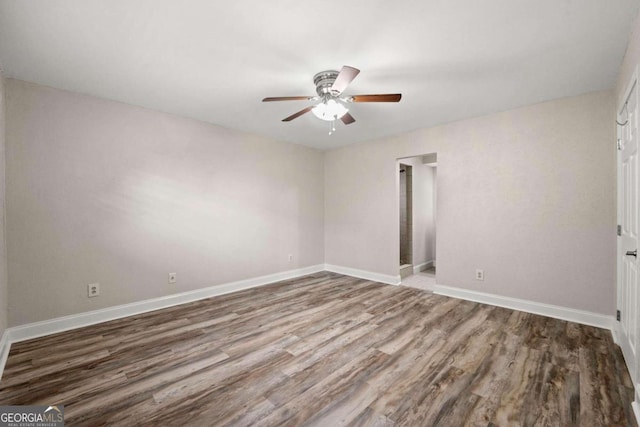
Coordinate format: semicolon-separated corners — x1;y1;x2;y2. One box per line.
324;264;401;286
7;264;325;345
433;284;614;330
413;260;434;274
0;330;9;380
611;321;621;345
633;400;640;426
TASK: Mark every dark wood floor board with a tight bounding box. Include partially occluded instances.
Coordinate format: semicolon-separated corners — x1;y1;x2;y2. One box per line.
28;371;129;410
335;280;389;301
579;346;629;426
218;396;277;427
0;272;635;426
432;300;486;335
285;312;375;357
461;393;501;427
122;341;226;382
64;351;234;423
280;321;380;378
301;380;379;427
392;364;470;426
429;391;482;427
503;308;534;337
369;327;448;392
205;303;351;356
448;317;503;372
6;333;107;366
468;330;522;400
259;349;391;426
190;361;289;424
375;308;444;356
267;332;389;408
105;353;290;426
368;327;484;418
232;274;350;311
275;303;444;411
347;407;395;427
0;349;111;390
360;287;423;317
491;345;545;426
153;336;296;408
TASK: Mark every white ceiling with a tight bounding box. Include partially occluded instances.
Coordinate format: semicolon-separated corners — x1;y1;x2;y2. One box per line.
0;1;638;149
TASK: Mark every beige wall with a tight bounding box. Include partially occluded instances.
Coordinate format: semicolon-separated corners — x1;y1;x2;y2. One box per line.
402;156;436;267
2;78;618;325
5;79;324;326
0;74;7;335
325;90;616;315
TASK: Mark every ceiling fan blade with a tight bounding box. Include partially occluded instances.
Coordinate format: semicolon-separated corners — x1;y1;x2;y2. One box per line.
282;106;313;122
349;94;402;103
330;66;360;94
263;96;316;102
341;112;356;125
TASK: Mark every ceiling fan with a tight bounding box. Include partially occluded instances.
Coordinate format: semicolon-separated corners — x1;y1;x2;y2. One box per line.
262;66;401;134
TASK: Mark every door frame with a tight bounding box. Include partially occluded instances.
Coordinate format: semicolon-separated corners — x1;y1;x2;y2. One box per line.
396;153;438;278
617;65;639;406
399;162;413;268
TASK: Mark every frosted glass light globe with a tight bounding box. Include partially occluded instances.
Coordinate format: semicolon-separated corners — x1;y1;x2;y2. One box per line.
312;99;348;121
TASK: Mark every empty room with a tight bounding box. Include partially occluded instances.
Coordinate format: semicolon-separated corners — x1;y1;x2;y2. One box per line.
1;1;640;425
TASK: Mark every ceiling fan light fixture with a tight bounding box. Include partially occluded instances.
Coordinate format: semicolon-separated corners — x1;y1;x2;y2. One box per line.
262;65;401;129
311;99;348;121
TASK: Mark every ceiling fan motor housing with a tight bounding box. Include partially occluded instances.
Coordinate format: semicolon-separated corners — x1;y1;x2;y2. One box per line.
313;70;340;97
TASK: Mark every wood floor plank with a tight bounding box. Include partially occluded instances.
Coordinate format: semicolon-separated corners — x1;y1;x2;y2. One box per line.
0;272;635;426
259;349;390;426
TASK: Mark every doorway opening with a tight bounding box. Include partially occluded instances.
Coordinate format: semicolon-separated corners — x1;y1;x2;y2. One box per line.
398;153;437;289
399;163;413;278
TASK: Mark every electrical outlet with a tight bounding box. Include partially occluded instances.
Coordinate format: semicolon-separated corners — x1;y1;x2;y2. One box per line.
168;272;177;284
87;283;100;298
475;269;484;281
288;254;293;262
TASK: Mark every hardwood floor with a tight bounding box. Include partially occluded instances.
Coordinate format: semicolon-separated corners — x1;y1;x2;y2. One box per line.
0;272;635;426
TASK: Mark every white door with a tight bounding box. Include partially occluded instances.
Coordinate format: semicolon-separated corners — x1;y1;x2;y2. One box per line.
618;75;639;384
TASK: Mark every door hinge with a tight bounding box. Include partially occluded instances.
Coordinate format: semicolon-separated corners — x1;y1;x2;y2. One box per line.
618;224;622;236
617;309;621;321
618;139;622;150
